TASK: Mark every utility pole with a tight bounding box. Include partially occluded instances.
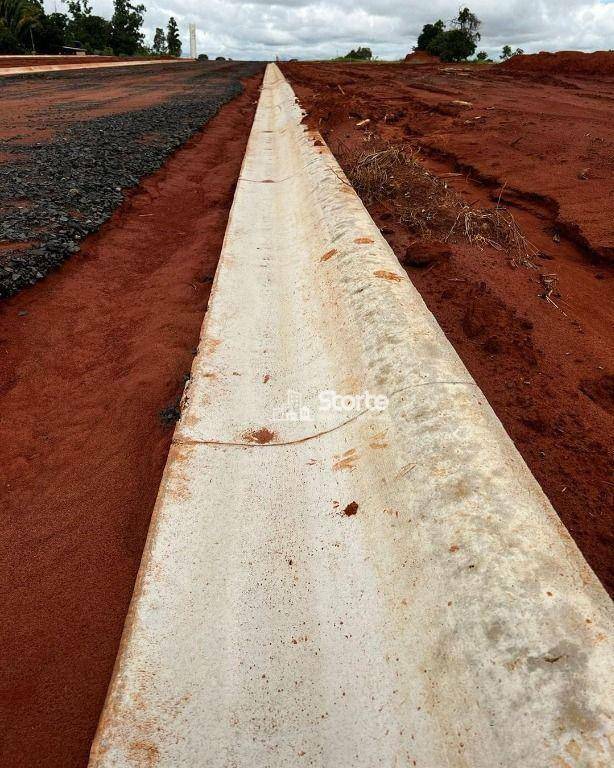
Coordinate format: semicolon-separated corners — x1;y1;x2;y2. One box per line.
189;24;197;59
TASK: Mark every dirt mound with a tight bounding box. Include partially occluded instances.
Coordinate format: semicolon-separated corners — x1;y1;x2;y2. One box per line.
500;50;614;77
404;50;440;64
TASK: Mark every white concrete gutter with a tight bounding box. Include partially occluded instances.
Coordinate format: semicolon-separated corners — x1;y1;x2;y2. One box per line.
0;59;185;77
89;63;613;767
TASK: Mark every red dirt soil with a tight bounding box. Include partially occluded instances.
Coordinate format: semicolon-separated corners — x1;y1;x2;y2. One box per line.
500;50;614;77
0;72;262;768
404;51;440;64
281;61;614;594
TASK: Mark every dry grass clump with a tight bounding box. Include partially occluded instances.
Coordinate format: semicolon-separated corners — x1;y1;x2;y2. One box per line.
342;139;538;266
448;204;539;267
345;145;408;203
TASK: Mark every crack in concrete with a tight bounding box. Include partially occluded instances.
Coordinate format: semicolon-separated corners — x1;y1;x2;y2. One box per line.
173;380;477;448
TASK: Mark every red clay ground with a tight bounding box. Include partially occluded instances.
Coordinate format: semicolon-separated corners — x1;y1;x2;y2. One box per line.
0;70;262;768
501;50;614;78
281;60;614;594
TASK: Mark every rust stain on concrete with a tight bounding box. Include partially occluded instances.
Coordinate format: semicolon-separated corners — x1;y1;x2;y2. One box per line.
373;270;403;282
243;427;277;444
333;448;358;471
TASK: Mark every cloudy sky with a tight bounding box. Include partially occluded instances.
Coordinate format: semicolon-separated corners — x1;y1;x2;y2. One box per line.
44;0;614;60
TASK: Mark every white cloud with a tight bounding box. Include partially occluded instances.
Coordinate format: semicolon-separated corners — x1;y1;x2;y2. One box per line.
44;0;614;60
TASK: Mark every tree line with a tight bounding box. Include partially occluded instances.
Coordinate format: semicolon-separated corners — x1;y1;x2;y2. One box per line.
414;7;481;62
0;0;182;57
416;8;525;62
340;7;526;64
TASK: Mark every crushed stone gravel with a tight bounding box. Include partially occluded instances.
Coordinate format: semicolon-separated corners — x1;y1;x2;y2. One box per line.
0;62;264;297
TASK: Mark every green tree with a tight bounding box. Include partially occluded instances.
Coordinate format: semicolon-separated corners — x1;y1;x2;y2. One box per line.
65;0;90;34
476;50;488;61
110;0;145;55
1;0;41;50
427;28;477;62
343;46;372;60
500;45;524;60
500;44;512;60
423;7;481;62
33;11;68;53
166;16;181;57
81;15;111;51
453;7;481;42
152;25;166;54
415;20;444;51
66;1;111;52
0;19;22;52
1;0;39;33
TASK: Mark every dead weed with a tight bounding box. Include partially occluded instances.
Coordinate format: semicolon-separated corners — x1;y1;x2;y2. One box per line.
341;139;538;267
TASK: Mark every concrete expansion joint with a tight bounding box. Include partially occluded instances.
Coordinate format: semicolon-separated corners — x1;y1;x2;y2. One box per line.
173;380;477;449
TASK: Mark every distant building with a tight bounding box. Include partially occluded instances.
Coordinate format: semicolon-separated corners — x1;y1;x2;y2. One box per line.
61;42;87;56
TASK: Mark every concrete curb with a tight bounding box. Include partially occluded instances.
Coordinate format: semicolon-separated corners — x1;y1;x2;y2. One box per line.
89;63;613;767
0;59;186;77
